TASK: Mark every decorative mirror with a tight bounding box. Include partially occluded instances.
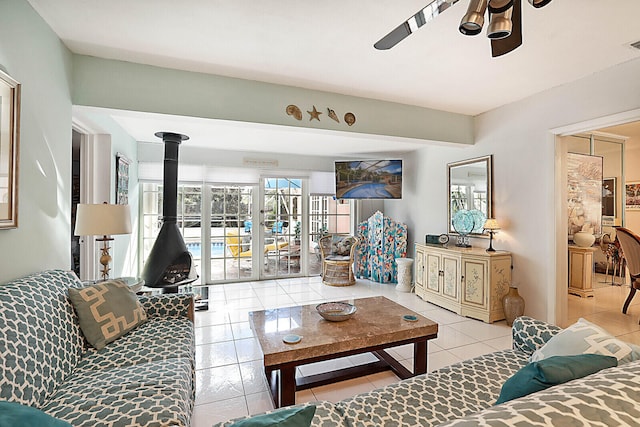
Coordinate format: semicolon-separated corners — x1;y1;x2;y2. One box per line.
447;155;493;236
0;69;20;229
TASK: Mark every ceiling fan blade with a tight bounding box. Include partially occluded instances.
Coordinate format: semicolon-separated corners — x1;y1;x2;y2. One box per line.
374;22;411;50
374;0;461;50
491;0;522;57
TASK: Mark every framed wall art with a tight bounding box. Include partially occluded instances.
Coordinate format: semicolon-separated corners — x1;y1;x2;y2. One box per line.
567;152;602;238
626;182;640;210
115;153;130;205
602;177;616;217
0;69;21;229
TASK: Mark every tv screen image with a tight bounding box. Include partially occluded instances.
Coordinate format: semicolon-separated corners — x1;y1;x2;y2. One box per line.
335;160;402;199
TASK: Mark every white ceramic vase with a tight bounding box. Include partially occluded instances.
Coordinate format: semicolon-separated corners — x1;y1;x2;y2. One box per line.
395;258;414;292
573;231;595;247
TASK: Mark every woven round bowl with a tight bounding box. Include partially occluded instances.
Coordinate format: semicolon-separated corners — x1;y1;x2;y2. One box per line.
316;302;357;322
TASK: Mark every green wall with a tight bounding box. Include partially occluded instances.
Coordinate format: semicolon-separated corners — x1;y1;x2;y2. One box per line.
0;0;73;282
72;55;474;145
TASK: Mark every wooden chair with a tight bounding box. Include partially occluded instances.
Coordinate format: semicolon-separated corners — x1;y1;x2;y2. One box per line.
319;234;359;286
615;227;640;317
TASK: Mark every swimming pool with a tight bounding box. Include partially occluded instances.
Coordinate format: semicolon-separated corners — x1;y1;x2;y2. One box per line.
186;242;225;258
341;183;392;198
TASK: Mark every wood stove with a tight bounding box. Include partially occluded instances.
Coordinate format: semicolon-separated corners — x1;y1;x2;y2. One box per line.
141;132;198;293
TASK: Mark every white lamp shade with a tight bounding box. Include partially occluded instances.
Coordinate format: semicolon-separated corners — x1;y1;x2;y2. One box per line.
483;218;500;230
74;203;132;236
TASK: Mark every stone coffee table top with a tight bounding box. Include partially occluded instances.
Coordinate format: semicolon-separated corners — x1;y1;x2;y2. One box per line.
250;296;438;366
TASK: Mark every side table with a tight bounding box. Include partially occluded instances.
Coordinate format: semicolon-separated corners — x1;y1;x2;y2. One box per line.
568;246;596;297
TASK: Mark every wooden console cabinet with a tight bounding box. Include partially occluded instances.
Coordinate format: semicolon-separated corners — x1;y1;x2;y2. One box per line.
414;243;512;323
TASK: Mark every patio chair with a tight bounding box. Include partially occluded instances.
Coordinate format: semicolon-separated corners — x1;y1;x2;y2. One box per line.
225;230;289;259
319;234;359;286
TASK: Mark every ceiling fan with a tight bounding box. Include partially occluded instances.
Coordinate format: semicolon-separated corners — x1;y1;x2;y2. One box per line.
374;0;552;57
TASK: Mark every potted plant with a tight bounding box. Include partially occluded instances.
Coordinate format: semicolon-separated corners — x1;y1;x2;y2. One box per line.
294;222;301;245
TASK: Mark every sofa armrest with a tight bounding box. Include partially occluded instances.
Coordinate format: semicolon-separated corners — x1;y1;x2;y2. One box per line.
512;316;562;356
138;294;194;322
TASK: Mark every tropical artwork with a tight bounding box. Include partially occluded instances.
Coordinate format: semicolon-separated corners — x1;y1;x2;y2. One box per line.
626;182;640;210
567;153;602;237
335;160;402;199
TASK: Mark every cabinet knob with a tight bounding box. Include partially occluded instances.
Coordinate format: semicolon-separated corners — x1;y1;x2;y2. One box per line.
438;270;444;277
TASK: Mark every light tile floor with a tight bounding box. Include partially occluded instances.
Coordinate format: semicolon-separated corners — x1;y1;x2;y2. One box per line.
566;273;640;344
191;276;512;426
192;273;640;426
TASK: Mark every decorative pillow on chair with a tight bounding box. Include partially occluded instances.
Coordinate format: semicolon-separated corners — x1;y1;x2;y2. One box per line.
68;279;147;350
0;401;72;427
229;405;316;427
530;318;640;364
331;236;355;256
495;353;618;404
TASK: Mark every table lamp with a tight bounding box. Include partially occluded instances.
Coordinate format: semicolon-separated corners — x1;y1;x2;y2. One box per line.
483;218;500;252
74;203;132;280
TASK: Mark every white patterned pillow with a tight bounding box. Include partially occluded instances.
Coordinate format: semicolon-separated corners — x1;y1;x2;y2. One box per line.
531;318;640;364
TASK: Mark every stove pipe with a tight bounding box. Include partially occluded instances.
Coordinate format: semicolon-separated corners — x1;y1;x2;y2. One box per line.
141;132;198;292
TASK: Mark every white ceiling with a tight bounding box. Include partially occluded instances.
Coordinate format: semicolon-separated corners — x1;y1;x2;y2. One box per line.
29;0;640;154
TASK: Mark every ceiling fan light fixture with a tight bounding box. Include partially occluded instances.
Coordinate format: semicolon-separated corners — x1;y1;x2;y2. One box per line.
488;0;513;13
459;0;488;36
527;0;552;8
487;7;513;39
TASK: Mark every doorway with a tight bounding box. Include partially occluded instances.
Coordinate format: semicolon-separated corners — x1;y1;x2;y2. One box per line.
555;117;640;331
71;130;82;276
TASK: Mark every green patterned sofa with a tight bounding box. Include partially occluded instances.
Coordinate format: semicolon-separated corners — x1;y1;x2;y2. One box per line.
0;269;195;427
215;316;640;426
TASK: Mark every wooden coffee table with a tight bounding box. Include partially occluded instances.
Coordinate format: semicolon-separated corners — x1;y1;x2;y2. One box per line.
249;296;438;408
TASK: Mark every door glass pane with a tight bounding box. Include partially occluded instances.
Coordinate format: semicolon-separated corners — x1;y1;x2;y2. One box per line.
210;185;254;282
308;196;351;275
262;178;301;278
564;134;591;154
594;137;624;225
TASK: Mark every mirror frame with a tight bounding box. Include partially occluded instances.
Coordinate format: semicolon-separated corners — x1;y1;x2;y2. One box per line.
0;69;20;229
447;155;493;235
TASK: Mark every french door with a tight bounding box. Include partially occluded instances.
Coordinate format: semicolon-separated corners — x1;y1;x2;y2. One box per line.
260;178;304;279
141;179;352;284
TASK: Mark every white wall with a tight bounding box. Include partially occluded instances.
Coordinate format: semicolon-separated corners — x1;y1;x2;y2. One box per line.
0;0;73;282
387;57;640;323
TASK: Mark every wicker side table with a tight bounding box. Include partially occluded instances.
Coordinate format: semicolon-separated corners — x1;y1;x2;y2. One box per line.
322;258;356;286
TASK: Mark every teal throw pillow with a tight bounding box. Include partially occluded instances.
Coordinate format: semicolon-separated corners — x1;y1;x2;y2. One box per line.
229;405;316;427
0;401;72;427
496;353;618;405
530;318;640;364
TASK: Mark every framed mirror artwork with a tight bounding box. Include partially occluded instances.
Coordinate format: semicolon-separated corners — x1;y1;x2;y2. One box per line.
0;69;20;229
447;155;493;236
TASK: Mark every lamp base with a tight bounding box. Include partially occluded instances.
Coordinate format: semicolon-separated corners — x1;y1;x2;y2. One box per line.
486;231;496;252
96;236;114;281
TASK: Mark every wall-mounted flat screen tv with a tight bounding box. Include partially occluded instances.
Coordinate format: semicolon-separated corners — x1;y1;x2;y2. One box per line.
335;160;403;199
